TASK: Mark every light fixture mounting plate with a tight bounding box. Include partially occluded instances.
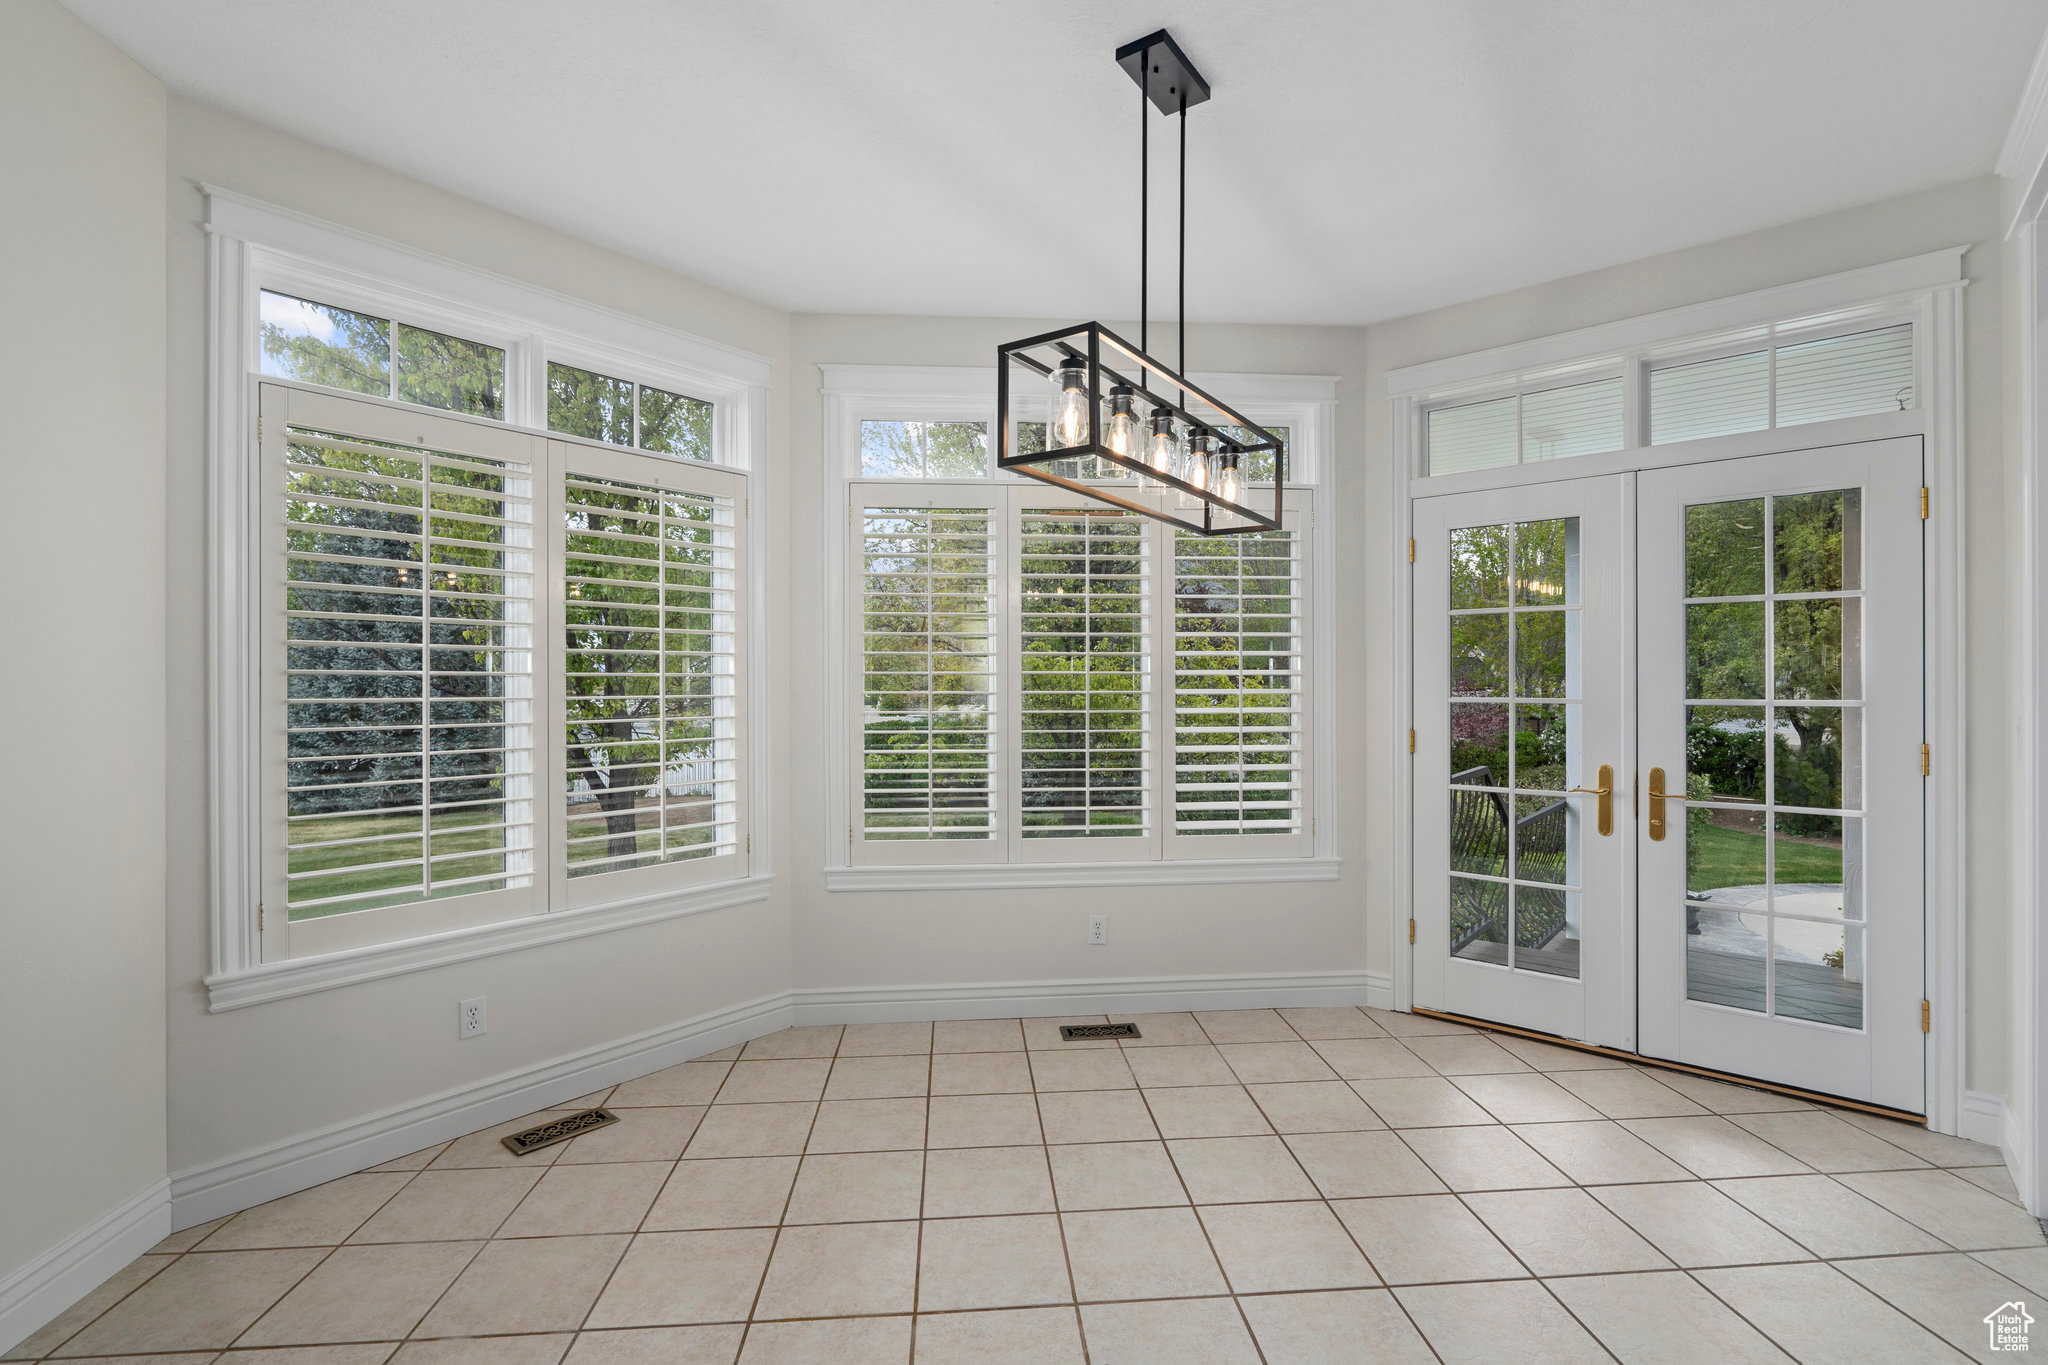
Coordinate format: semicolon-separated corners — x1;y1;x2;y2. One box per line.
1116;29;1211;114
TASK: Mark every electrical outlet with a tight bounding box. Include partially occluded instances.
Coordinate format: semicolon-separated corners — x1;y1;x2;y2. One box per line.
459;996;486;1039
1087;914;1108;946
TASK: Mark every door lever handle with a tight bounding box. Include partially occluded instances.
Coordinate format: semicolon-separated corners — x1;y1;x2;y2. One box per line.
1568;764;1614;837
1647;767;1668;842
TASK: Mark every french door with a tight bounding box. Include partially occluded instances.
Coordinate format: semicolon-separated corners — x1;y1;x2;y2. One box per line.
1413;437;1926;1110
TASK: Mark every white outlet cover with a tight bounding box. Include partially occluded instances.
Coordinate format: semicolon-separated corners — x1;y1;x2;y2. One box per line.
459;996;486;1037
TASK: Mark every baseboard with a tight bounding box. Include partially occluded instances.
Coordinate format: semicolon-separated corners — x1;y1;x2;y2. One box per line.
1363;970;1394;1011
1961;1089;2018;1165
168;967;1386;1233
0;1179;171;1358
168;991;792;1229
788;969;1381;1023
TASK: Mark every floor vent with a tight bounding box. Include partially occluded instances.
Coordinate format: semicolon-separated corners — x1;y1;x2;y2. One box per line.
1060;1023;1142;1041
501;1107;619;1155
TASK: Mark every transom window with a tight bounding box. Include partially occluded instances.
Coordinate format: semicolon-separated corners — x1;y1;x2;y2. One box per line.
261;289;507;420
1422;319;1916;476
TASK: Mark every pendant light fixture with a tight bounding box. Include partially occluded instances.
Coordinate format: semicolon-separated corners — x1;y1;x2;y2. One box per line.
996;29;1284;535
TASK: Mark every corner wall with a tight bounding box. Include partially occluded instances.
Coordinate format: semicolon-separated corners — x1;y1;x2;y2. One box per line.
0;0;170;1343
160;99;798;1191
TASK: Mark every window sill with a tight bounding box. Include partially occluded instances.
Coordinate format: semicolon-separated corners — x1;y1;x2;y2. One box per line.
204;875;775;1012
823;858;1340;893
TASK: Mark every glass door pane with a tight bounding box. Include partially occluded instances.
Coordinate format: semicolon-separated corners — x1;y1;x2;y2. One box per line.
1448;517;1583;979
1680;489;1864;1028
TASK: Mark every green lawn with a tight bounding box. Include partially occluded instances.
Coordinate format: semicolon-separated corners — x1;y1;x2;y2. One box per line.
1690;820;1841;890
288;807;508;918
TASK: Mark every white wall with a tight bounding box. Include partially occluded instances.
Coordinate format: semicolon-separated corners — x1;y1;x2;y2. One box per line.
784;316;1374;1000
161;100;799;1188
0;0;170;1336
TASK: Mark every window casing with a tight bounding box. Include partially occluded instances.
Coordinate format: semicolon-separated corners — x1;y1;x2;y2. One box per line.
829;372;1327;876
209;191;775;1003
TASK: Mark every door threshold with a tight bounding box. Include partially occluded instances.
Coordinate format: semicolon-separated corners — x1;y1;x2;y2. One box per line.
1409;1008;1926;1126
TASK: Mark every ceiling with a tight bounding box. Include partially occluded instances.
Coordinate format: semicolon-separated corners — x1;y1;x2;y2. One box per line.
65;0;2048;326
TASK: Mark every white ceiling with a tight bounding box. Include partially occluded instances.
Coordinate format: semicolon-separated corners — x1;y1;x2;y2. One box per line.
65;0;2047;325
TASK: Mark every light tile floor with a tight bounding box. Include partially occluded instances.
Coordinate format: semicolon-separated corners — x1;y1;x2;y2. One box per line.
9;1008;2045;1363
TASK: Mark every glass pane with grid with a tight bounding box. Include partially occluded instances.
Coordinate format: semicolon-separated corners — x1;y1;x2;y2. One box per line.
562;473;738;877
282;426;536;919
860;507;995;841
1172;527;1301;836
1682;490;1863;1028
1447;517;1582;977
1020;510;1148;837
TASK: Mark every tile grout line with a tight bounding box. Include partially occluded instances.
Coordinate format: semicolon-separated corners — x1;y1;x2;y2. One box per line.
734;1026;842;1358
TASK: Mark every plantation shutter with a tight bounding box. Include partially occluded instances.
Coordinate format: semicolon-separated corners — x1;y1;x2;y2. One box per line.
557;449;743;901
1017;507;1151;848
1170;522;1308;854
265;386;540;957
856;503;998;857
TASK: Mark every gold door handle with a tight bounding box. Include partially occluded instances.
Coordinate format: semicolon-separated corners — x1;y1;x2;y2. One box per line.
1568;764;1614;836
1647;767;1668;842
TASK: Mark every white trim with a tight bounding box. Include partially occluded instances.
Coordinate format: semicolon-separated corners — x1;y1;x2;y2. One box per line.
1386;248;1966;397
0;1180;172;1358
205;191;777;1006
2007;211;2048;1217
789;969;1379;1024
1389;394;1418;1014
169;966;1383;1233
1961;1089;2025;1170
205;875;775;1012
1999;25;2048;238
824;857;1341;893
169;992;793;1229
1922;283;1970;1139
1391;262;1970;1134
1412;411;1924;499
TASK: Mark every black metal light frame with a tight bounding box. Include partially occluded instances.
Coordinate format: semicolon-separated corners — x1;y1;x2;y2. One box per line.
996;323;1284;534
995;29;1286;537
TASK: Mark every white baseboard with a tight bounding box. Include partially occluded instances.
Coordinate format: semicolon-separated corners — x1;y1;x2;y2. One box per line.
0;1179;170;1358
788;969;1382;1024
169;992;792;1229
168;967;1387;1233
1363;970;1394;1011
1961;1089;2021;1173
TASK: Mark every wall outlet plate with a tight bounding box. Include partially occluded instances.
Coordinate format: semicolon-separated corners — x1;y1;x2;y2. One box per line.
1087;914;1108;945
459;996;486;1038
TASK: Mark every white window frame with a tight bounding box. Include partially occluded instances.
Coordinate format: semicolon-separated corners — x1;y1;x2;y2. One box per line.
820;364;1339;891
206;188;775;1010
1386;247;1969;1136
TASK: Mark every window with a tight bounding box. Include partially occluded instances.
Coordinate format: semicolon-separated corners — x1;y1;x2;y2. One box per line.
1173;527;1303;837
1020;510;1150;839
846;487;1312;868
261;290;506;419
1419;322;1918;473
277;420;536;924
1649;323;1914;446
548;361;715;460
861;421;989;477
1426;377;1622;476
261;383;748;959
859;505;996;842
821;367;1330;883
562;469;740;888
